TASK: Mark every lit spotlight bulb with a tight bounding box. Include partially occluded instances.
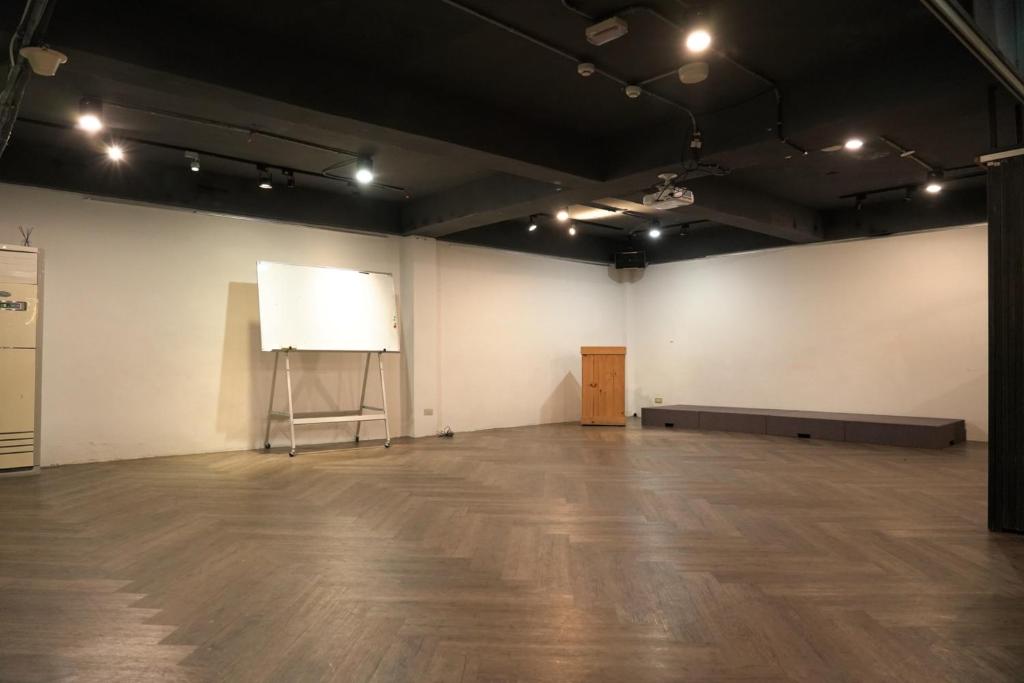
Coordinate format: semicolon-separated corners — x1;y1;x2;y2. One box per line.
106;144;124;161
354;156;375;185
528;223;538;232
685;29;712;53
77;97;104;133
556;208;569;221
844;138;864;151
925;182;943;194
649;228;661;238
568;225;577;236
77;114;103;133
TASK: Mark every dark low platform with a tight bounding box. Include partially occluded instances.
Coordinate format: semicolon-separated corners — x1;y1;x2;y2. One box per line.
641;405;966;449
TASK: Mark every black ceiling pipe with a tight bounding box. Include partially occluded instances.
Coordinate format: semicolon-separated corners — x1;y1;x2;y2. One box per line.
921;0;1024;104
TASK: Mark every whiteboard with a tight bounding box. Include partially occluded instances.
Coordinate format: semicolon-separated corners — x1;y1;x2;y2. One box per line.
257;261;400;352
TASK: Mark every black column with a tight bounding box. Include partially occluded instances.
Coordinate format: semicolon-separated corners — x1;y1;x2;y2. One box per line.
988;151;1024;533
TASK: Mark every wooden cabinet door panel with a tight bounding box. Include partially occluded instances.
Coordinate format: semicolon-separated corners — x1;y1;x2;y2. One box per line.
581;353;597;423
580;347;625;426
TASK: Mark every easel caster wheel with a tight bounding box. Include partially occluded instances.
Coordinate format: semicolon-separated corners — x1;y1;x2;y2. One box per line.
384;442;391;448
264;442;271;450
288;450;296;458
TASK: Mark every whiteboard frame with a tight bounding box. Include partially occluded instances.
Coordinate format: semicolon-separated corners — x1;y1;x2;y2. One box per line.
257;261;401;353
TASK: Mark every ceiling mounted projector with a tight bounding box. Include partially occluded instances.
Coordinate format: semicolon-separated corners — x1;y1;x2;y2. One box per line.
643;173;695;210
586;16;628;46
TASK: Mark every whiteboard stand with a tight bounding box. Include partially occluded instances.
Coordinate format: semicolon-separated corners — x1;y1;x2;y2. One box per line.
263;349;392;457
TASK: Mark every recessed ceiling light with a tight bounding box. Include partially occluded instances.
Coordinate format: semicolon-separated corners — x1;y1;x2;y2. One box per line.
105;144;124;161
844;138;864;151
556;208;570;221
925;170;944;194
355;156;375;184
685;29;712;53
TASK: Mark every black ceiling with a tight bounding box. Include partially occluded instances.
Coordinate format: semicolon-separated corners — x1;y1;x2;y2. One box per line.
0;0;1006;263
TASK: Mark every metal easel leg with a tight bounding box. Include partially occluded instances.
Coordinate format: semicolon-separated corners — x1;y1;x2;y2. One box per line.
354;352;371;443
263;350;279;450
284;350;297;457
378;351;391;448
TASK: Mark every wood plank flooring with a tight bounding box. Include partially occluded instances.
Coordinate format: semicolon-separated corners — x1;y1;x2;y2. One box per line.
1;422;1022;682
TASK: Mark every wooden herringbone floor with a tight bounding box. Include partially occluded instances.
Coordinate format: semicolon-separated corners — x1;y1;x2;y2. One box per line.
1;422;1022;682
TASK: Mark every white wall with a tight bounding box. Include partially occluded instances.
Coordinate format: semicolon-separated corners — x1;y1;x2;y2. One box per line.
626;225;988;439
0;182;990;464
0;184;403;465
437;243;626;432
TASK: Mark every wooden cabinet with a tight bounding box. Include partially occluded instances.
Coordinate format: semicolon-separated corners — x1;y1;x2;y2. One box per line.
581;346;626;426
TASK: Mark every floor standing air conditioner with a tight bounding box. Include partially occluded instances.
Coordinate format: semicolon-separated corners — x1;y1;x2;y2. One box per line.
0;245;41;473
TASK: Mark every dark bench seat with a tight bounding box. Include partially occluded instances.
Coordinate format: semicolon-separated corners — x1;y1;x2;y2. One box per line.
641;404;966;449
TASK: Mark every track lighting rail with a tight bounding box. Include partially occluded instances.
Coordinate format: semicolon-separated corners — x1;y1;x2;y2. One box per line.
17;117;407;193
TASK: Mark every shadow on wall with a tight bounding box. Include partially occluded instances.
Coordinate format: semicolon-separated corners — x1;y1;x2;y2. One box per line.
215;282;387;449
540;371;582;423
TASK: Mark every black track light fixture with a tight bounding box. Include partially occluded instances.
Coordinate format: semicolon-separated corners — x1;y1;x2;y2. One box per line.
355;156;375;184
77;97;103;133
258;165;272;190
284;169;296;189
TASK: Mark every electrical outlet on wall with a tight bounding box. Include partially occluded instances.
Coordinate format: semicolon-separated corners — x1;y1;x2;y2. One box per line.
654;397;663;404
424;408;434;416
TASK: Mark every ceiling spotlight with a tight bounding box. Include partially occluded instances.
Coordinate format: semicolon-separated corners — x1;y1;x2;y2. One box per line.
568;224;577;236
528;216;538;231
185;151;200;172
354;156;375;184
258;165;272;189
925;170;944;194
556;208;570;221
844;138;864;151
685;28;712;53
284;169;296;189
77;97;103;133
105;144;124;162
649;220;662;238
